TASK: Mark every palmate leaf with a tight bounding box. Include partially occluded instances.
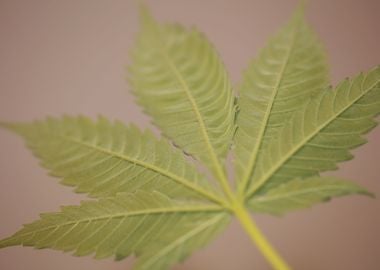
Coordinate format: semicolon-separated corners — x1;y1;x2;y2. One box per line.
1;116;223;204
0;191;230;270
128;6;236;180
249;177;372;215
0;3;379;270
235;6;329;195
246;66;380;198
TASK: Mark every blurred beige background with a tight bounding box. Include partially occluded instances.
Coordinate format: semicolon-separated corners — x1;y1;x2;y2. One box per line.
0;0;379;269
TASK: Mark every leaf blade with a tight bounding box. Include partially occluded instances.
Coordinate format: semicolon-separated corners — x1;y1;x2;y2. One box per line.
129;6;236;180
133;213;227;270
235;6;329;195
1;116;223;204
247;66;380;197
0;191;230;270
248;177;372;215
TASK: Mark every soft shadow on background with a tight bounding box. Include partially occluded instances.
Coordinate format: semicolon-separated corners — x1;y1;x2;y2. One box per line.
0;0;379;269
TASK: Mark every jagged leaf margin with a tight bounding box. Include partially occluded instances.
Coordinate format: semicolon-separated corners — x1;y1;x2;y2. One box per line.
0;191;230;270
249;177;372;215
129;6;236;180
246;66;380;198
1;116;223;204
235;6;329;196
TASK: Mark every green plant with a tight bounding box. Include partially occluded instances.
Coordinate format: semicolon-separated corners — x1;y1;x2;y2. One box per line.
0;3;379;270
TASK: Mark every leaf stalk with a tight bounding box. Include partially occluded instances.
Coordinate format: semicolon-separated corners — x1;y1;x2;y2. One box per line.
233;201;291;270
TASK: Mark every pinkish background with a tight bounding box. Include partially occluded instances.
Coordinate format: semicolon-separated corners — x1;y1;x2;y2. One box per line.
0;0;379;269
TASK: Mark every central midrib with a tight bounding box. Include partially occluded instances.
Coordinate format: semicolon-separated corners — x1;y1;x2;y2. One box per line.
59;135;224;205
239;20;299;197
154;28;233;200
252;185;361;202
8;205;224;239
163;54;218;171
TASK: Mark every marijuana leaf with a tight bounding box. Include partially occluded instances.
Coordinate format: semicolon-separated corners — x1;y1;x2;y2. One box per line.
234;6;329;198
248;177;372;215
0;191;229;270
128;6;237;183
0;3;378;270
1;116;222;204
246;66;380;199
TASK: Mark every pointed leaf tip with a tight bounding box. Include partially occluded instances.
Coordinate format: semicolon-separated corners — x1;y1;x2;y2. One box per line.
291;0;308;22
138;1;155;26
297;0;308;12
361;190;376;199
0;121;19;133
0;237;18;249
0;121;10;128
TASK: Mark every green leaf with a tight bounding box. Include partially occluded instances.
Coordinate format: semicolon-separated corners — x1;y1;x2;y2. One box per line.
0;191;230;270
0;3;379;270
235;6;329;196
1;116;224;204
248;177;372;215
128;6;236;180
246;66;380;197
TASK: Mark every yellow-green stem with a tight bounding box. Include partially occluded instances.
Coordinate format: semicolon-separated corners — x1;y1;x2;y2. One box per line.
233;201;291;270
